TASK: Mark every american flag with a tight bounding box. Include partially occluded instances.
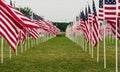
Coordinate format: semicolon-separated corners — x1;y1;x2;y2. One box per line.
88;5;93;24
109;20;120;39
20;29;27;44
105;0;120;39
0;0;39;51
28;28;39;40
33;20;50;32
79;10;90;43
0;6;22;51
118;0;120;20
0;0;39;29
91;0;102;46
104;0;116;22
98;0;104;21
88;5;93;41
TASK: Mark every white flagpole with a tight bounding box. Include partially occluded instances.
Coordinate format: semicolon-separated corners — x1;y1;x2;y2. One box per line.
89;40;91;54
1;38;3;63
115;18;118;72
103;21;106;69
115;1;118;72
91;21;94;58
16;46;17;56
9;46;11;60
103;0;106;69
25;40;27;51
21;41;23;53
92;44;94;58
28;36;29;49
83;35;85;51
97;21;101;63
97;42;99;62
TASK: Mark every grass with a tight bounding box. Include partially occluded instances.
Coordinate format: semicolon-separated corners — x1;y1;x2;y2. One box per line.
0;35;120;72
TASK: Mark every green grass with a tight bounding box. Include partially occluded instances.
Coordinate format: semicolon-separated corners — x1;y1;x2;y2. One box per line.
0;35;120;72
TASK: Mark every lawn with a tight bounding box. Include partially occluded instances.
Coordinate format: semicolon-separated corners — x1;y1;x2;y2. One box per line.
0;35;120;72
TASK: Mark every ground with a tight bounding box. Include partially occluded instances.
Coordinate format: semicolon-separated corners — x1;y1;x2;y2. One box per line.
0;36;120;72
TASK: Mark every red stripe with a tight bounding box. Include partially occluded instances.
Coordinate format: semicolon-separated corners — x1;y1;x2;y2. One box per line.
99;10;103;12
105;12;116;15
99;14;103;17
105;17;116;20
98;19;104;21
105;7;116;10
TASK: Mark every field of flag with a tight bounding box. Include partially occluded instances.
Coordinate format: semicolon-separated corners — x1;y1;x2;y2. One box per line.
0;0;120;72
66;0;120;72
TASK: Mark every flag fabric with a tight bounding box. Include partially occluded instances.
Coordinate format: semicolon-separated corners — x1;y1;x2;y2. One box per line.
28;28;39;40
98;0;104;21
0;0;40;51
104;0;116;22
91;0;102;46
88;5;93;24
118;0;120;20
0;0;39;29
88;5;94;40
108;20;120;39
104;0;120;39
33;20;50;31
0;7;22;51
79;10;90;43
20;29;27;44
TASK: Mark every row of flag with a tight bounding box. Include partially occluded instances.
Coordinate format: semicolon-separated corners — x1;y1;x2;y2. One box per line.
66;0;120;47
0;0;60;51
66;0;120;72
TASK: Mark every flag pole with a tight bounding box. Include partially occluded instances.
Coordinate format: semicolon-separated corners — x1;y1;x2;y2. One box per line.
9;46;11;60
83;34;85;51
115;1;118;72
1;38;3;63
21;41;23;53
103;0;106;69
115;18;118;72
97;21;101;63
25;39;27;51
91;19;94;58
16;46;17;56
91;43;94;58
103;21;106;69
97;42;99;62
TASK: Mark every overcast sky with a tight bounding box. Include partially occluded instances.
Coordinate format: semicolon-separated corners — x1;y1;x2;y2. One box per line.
6;0;99;22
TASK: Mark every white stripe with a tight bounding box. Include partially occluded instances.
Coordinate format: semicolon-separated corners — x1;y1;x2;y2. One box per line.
1;17;17;43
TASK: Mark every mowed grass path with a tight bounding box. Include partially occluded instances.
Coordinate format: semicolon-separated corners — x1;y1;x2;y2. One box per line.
0;36;118;72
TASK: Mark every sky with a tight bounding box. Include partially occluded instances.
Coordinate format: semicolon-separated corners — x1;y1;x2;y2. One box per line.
6;0;99;22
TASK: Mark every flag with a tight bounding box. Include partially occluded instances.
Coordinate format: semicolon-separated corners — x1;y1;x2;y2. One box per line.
0;0;39;29
33;20;50;31
88;5;93;24
88;5;94;40
105;0;120;39
98;0;104;21
79;10;90;43
0;7;22;51
108;20;120;39
91;0;102;46
20;29;27;44
104;0;116;22
28;28;39;40
118;0;120;20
